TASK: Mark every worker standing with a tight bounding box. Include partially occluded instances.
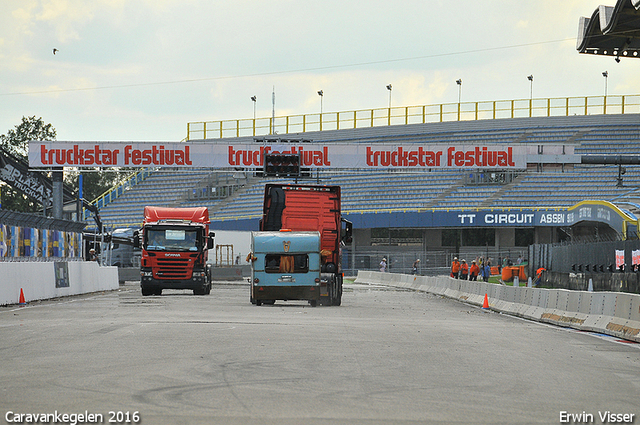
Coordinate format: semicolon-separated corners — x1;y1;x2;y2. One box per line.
460;259;469;280
469;260;480;281
379;257;387;273
412;259;420;275
451;257;460;279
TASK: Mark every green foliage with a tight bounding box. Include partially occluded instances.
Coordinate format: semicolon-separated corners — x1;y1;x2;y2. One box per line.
1;116;133;213
65;170;130;203
0;116;56;157
0;116;57;212
0;186;42;213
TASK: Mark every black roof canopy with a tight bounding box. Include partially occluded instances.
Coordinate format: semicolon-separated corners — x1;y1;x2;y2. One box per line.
577;0;640;59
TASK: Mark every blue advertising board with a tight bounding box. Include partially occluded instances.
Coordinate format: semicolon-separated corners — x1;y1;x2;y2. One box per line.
209;201;638;238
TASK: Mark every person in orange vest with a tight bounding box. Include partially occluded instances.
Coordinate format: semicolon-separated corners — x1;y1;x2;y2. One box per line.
460;259;469;280
451;257;460;279
534;267;546;287
469;260;480;281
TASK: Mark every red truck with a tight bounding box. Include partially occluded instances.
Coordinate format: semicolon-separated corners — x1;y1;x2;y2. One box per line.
254;183;352;305
135;206;214;296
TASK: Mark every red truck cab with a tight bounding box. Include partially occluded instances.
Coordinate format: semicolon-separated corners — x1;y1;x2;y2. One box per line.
257;184;352;305
136;206;214;296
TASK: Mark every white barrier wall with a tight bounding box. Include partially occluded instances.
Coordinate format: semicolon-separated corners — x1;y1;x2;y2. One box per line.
0;262;119;306
355;271;640;343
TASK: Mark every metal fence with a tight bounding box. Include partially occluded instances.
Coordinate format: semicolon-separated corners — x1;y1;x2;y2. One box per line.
342;246;528;277
530;239;640;274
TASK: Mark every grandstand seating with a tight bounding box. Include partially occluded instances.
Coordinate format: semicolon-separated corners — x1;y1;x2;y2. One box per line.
94;114;640;230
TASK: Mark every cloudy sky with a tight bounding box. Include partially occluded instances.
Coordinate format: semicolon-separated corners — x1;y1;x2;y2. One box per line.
1;0;637;142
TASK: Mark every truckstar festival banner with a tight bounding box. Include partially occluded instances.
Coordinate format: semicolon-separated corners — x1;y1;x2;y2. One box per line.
29;141;530;170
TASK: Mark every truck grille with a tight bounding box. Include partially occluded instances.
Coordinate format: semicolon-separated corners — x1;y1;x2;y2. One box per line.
155;258;191;279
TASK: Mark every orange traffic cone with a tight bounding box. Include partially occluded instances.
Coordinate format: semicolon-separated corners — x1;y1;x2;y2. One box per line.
482;293;489;309
18;288;26;306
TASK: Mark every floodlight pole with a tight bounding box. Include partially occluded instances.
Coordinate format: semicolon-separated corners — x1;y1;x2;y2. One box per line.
603;71;608;114
386;84;392;125
251;96;257;120
456;79;462;121
527;75;534;117
318;90;323;131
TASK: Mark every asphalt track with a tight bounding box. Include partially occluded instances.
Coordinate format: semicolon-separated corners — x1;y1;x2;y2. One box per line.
1;281;639;425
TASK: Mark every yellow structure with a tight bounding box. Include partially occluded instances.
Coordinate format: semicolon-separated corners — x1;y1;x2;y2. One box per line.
187;94;640;140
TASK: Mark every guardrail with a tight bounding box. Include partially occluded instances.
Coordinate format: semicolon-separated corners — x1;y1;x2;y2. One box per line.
187;94;640;140
355;271;640;342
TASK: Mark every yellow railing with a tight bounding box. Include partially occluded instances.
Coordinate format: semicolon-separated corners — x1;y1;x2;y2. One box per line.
186;94;640;140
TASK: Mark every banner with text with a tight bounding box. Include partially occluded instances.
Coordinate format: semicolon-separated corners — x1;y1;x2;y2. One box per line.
29;141;529;170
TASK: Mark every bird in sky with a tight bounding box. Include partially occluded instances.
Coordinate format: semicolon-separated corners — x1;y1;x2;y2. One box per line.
52;48;58;55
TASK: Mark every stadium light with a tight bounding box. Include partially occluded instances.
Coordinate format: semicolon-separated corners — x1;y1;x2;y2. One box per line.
318;90;323;114
386;84;392;109
527;75;533;100
251;95;257;120
456;79;462;120
602;71;608;97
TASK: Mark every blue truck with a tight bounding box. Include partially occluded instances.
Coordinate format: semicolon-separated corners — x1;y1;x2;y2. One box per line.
255;183;352;306
250;230;324;306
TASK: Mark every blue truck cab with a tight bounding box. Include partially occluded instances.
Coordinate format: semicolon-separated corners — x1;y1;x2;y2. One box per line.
250;230;322;306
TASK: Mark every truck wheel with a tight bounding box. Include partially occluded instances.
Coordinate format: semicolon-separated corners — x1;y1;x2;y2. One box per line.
155;288;162;296
332;281;342;306
141;287;153;296
309;300;317;307
256;300;262;306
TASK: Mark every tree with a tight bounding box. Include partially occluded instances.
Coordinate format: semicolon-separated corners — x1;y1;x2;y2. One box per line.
0;116;56;157
65;169;129;203
0;116;57;212
1;116;131;214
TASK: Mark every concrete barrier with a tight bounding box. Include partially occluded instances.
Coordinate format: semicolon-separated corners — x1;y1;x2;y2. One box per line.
118;267;140;283
211;265;251;281
0;261;119;306
354;271;640;342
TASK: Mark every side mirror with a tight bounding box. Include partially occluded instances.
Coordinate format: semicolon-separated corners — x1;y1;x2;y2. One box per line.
342;218;353;244
207;232;215;250
133;230;140;249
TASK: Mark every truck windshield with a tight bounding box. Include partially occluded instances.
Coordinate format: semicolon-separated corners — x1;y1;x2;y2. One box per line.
145;228;199;251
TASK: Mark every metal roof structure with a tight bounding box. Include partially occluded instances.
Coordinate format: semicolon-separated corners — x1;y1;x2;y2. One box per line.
0;209;86;232
577;0;640;60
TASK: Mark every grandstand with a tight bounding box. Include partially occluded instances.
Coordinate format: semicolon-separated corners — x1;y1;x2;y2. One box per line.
95;113;640;232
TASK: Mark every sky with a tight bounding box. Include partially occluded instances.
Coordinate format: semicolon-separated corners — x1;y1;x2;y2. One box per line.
0;0;638;142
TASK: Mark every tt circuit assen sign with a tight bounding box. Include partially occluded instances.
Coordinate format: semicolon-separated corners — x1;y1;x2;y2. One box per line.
344;201;636;234
29;141;529;170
